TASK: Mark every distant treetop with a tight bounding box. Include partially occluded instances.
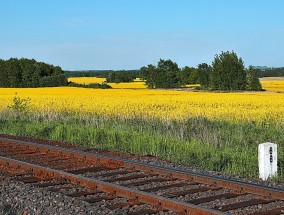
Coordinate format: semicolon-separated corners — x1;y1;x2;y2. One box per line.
140;51;263;91
0;58;67;88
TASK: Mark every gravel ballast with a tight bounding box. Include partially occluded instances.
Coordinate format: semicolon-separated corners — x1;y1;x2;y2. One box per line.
1;134;284;215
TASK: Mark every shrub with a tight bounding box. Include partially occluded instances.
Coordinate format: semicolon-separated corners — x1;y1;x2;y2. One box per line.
8;93;31;113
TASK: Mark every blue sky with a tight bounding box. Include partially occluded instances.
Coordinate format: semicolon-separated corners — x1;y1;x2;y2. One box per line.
1;0;284;70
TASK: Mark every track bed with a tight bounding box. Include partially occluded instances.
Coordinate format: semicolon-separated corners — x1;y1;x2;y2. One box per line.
1;136;284;215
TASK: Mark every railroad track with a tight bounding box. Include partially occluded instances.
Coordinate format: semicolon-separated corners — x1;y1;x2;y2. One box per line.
0;137;284;215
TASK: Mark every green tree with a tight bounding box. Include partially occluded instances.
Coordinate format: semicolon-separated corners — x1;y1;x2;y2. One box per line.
19;58;36;87
142;59;182;88
179;66;198;85
197;63;211;89
188;68;198;84
106;70;135;83
53;66;63;75
179;66;191;85
211;51;246;91
246;66;262;91
141;59;181;89
0;59;8;87
140;64;157;88
156;59;180;88
0;58;67;88
6;58;22;87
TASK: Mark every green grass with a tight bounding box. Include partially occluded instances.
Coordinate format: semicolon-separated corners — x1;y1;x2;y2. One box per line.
0;111;283;179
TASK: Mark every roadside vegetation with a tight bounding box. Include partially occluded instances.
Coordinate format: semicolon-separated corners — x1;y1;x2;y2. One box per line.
0;109;283;178
0;90;284;178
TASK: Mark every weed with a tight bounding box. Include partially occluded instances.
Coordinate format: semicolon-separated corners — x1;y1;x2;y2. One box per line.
7;93;31;113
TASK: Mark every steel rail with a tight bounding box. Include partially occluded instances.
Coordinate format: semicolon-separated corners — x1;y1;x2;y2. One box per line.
1;137;283;200
0;155;225;215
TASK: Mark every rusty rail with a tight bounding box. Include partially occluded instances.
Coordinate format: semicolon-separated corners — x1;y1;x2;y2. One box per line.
0;155;222;215
1;137;284;214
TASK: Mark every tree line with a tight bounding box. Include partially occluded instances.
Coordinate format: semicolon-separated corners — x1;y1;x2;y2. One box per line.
69;82;112;89
106;71;136;83
141;51;262;91
0;52;267;91
0;58;67;87
256;67;284;77
65;70;139;83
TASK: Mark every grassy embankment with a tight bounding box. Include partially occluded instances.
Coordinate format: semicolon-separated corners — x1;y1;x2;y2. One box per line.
0;111;283;179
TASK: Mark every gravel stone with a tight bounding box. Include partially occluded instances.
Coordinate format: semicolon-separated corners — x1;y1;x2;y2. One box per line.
1;134;284;215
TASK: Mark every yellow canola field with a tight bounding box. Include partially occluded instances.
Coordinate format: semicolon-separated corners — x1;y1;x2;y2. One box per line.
1;87;284;123
108;82;146;89
69;77;284;92
68;77;147;89
68;77;106;84
260;79;284;92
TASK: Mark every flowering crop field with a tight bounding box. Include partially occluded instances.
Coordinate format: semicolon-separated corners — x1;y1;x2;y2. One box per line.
1;85;284;177
69;76;284;92
1;87;284;123
107;82;147;89
68;77;147;89
68;77;106;84
260;78;284;92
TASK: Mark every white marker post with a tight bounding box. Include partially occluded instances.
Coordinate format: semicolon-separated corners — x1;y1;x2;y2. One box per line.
258;142;277;181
